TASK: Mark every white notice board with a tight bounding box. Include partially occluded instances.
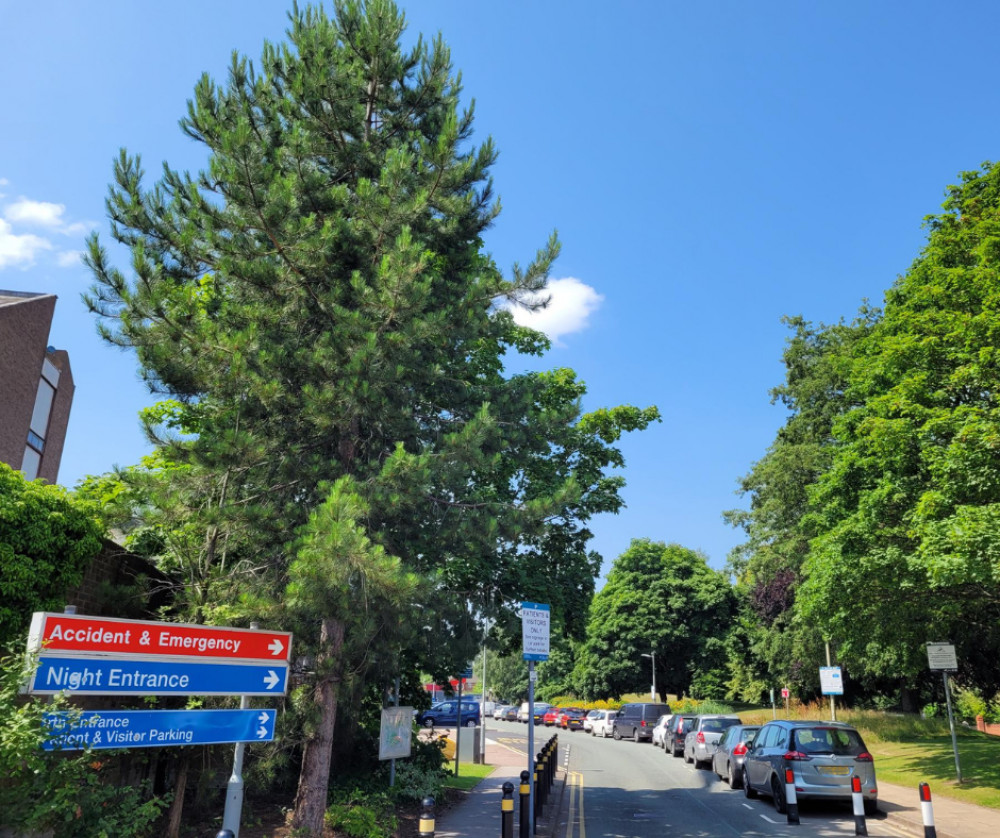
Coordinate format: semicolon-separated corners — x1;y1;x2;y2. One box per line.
521;602;550;661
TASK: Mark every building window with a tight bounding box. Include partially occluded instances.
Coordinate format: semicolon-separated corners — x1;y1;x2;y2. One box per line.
21;446;41;481
29;379;55;439
27;430;45;452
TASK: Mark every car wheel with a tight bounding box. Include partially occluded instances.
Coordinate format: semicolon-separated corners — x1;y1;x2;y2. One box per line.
423;718;435;729
613;727;621;741
864;799;878;817
743;767;757;798
684;747;692;764
634;729;641;743
728;761;741;789
465;719;477;728
771;776;787;815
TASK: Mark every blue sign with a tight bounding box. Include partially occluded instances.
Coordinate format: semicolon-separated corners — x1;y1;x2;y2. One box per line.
29;655;289;696
820;666;844;696
42;709;277;751
521;602;550;661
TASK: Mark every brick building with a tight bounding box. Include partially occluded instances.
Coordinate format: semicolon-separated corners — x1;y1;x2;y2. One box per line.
0;290;74;482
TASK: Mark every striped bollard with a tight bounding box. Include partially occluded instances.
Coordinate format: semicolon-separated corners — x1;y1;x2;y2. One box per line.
533;763;541;825
419;796;435;838
519;770;531;838
784;768;800;825
501;782;514;838
851;777;868;836
919;783;937;838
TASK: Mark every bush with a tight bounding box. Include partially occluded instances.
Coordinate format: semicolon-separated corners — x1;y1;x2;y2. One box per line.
0;649;168;837
324;788;396;838
953;687;988;723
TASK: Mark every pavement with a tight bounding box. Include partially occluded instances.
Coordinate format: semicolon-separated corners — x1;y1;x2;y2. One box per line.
433;727;1000;838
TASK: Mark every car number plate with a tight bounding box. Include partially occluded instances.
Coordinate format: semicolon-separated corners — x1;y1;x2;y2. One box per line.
817;766;850;775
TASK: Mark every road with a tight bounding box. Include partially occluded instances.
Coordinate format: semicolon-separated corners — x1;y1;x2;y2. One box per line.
486;720;907;838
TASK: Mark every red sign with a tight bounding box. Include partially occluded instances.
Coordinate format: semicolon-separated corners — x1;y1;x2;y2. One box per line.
781;687;790;698
28;613;292;663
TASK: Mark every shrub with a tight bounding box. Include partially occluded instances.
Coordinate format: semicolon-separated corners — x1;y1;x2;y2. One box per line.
325;788;396;838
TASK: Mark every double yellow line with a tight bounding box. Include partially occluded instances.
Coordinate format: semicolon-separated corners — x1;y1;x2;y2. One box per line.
564;771;586;838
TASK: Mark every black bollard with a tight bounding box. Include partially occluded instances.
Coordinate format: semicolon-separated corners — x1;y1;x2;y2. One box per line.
419;796;435;838
501;781;514;838
519;770;531;838
534;762;542;825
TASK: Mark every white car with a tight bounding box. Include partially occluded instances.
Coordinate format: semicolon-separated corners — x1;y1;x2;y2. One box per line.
589;709;618;738
583;709;601;733
651;713;673;748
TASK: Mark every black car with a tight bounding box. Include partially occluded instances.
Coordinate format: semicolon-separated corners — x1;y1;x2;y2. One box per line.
614;702;670;742
665;714;697;756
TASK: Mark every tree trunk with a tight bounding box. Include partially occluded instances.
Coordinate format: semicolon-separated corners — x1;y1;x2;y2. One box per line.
164;752;190;838
291;616;346;836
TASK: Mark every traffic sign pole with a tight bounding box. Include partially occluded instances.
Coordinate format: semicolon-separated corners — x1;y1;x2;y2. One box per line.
223;621;259;838
927;642;962;784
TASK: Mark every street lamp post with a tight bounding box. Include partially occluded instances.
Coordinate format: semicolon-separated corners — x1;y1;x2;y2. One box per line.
641;652;656;701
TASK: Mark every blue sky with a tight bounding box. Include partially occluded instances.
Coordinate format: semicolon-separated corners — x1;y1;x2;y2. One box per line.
3;1;998;578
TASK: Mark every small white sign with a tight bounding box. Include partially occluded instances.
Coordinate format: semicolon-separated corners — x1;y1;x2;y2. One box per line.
521;601;550;661
820;666;844;696
927;642;958;672
378;707;413;760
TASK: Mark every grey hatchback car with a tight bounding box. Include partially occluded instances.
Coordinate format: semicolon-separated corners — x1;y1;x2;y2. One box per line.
742;720;878;815
711;723;760;787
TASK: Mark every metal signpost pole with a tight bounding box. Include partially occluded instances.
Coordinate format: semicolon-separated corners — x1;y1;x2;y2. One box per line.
223;621;259;838
480;645;487;763
390;676;400;788
826;642;836;721
943;672;962;783
456;676;463;778
927;642;962;784
527;660;535;837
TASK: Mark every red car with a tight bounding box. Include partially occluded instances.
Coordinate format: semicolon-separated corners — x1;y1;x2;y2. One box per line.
559;708;587;731
542;707;564;726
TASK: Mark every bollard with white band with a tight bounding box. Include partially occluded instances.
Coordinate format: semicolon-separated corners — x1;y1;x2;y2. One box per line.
784;767;800;825
919;783;937;838
851;776;868;836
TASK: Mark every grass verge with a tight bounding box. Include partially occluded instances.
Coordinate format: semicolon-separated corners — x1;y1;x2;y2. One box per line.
442;762;495;791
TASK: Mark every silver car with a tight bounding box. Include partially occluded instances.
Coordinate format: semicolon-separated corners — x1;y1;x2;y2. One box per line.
683;714;741;768
589;709;618;738
711;723;760;787
742;720;878;815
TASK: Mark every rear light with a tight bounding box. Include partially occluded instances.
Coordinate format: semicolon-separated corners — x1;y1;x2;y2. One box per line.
855;752;874;762
733;743;747;756
641;720;647;727
783;751;812;761
696;732;705;743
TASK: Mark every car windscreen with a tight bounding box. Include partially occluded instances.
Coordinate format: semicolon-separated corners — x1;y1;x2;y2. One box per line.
702;718;740;733
792;727;867;756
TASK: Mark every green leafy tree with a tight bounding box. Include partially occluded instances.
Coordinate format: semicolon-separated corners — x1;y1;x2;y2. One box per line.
83;1;656;830
799;161;1000;694
0;464;103;646
577;540;733;700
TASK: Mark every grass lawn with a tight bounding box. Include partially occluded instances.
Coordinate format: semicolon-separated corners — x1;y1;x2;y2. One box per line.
442;762;496;791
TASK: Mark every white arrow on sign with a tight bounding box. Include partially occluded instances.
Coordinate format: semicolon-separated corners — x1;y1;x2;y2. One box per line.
257;726;268;738
263;670;280;690
268;639;284;656
258;712;269;723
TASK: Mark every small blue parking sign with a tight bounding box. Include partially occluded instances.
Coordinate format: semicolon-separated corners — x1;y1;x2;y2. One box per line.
521;602;550;661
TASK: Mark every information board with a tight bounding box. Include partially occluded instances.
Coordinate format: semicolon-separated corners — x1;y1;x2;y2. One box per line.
819;666;844;695
28;654;289;696
927;642;958;672
42;709;276;751
521;601;550;661
379;707;414;760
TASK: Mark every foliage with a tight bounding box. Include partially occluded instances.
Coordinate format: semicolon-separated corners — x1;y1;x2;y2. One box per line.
799;161;1000;692
0;649;168;837
0;464;103;646
576;540;733;700
324;788;396;838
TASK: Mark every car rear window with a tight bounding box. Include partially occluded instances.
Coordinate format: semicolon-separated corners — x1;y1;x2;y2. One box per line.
702;718;739;733
793;727;867;755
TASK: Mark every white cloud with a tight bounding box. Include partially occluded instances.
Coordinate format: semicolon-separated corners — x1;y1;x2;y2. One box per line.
506;277;604;345
0;218;53;269
56;249;85;268
5;197;67;228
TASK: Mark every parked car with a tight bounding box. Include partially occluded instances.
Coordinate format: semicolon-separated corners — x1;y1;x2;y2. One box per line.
517;702;531;723
416;701;480;728
615;702;670;742
665;714;697;756
712;724;760;788
559;707;587;731
651;713;673;749
684;715;742;768
589;709;618;738
502;705;519;722
531;703;553;724
543;706;564;726
742;720;878;815
493;704;511;720
583;710;601;733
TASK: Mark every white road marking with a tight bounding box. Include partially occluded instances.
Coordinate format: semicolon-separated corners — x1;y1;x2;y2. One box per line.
760;815;779;823
742;803;753;810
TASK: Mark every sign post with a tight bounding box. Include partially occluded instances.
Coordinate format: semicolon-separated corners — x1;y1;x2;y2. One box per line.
521;602;550;837
927;642;962;783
